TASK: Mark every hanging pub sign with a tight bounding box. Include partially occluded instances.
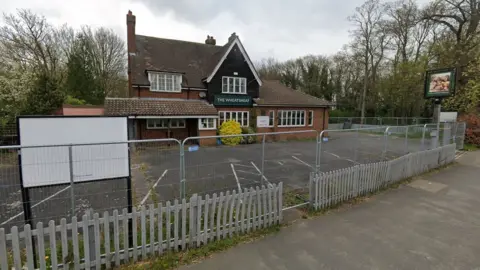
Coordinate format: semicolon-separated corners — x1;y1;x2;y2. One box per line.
424;67;457;99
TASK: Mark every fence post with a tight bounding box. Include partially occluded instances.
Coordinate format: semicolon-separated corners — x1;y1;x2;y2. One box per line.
86;209;95;269
383;127;390;160
404;126;409;155
260;134;266;187
68;145;75;218
354;128;359;163
421;124;427;150
180;144;185;200
317;131;325;173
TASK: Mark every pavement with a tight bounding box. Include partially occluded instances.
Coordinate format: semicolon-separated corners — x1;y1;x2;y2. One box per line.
179;150;480;270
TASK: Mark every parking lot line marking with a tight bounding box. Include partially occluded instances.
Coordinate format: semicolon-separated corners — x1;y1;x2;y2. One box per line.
235;169;260;176
1;185;71;226
140;169;168;206
233;163;254;168
230;164;242;193
292;156;313;168
345;159;361;165
277;161;284;165
325;151;341;159
250;162;273;188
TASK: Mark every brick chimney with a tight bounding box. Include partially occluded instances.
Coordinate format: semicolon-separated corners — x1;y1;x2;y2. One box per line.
126;10;136;97
126;10;136;54
205;35;216;45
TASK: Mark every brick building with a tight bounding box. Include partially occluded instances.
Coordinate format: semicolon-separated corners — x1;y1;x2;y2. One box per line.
104;11;332;145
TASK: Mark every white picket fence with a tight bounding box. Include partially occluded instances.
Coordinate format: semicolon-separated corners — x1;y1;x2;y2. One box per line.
310;144;456;210
0;183;283;270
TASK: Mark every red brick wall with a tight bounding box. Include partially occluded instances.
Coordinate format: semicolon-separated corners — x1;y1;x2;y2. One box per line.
136;119;189;141
134;86;204;99
255;107;328;141
198;130;217;146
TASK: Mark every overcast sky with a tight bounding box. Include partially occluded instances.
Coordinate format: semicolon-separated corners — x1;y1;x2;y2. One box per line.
1;0;432;61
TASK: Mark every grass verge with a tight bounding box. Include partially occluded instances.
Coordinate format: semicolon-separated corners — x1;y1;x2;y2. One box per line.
118;225;281;270
463;144;479;151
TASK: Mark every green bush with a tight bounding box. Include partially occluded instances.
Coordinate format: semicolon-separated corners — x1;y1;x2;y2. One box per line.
218;120;242;145
241;126;256;144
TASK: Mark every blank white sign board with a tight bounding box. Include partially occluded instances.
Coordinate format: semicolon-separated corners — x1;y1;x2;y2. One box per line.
19;117;129;188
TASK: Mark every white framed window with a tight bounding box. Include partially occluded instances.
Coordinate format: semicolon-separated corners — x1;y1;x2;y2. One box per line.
278;110;306;127
222;77;247;94
148;72;182;92
218;111;249;127
308;110;314;126
170;119;186;128
199;118;216;130
146;119;168;129
146;119;185;129
268;111;275;127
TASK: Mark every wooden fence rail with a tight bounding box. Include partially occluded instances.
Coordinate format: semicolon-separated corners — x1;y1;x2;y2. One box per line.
0;183;283;270
311;144;456;210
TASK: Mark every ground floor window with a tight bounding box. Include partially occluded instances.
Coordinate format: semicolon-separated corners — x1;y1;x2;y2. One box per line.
146;118;185;129
308;110;314;126
269;111;275;127
199;118;216;130
278;110;305;127
218;111;249;127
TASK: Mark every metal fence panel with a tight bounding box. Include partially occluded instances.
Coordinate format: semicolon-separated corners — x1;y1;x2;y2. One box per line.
0;139;181;229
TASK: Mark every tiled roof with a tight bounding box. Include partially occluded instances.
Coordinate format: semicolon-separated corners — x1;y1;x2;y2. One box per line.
131;35;227;88
104;98;218;116
256;80;333;107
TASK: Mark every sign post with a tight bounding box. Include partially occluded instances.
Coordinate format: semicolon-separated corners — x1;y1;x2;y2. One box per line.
424;67;457;148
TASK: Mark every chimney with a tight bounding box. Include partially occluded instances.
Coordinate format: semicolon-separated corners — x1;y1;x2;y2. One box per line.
228;32;237;43
205;35;216;45
126;10;136;97
126;10;136;54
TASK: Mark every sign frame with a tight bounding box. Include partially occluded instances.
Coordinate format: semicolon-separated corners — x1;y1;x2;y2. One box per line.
256;116;270;128
424;67;457;99
214;94;252;106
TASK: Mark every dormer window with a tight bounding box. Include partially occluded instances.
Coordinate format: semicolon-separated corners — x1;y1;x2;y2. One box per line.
222;76;246;94
148;72;182;92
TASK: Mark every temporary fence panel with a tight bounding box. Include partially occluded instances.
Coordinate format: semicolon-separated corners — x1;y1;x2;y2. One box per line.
0;184;282;270
311;144;456;210
181;130;317;209
0;139;181;229
262;131;318;207
318;127;388;174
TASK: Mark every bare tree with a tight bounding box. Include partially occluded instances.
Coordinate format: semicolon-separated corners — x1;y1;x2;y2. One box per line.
349;0;389;122
0;9;61;77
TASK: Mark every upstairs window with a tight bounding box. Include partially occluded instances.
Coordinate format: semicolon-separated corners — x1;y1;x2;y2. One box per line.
148;72;182;92
222;77;246;94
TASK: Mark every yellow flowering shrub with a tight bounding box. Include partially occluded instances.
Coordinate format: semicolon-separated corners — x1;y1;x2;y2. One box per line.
219;120;242;145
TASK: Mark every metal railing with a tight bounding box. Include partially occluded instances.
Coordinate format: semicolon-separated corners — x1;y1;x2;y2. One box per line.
0;123;466;228
329;117;433;127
